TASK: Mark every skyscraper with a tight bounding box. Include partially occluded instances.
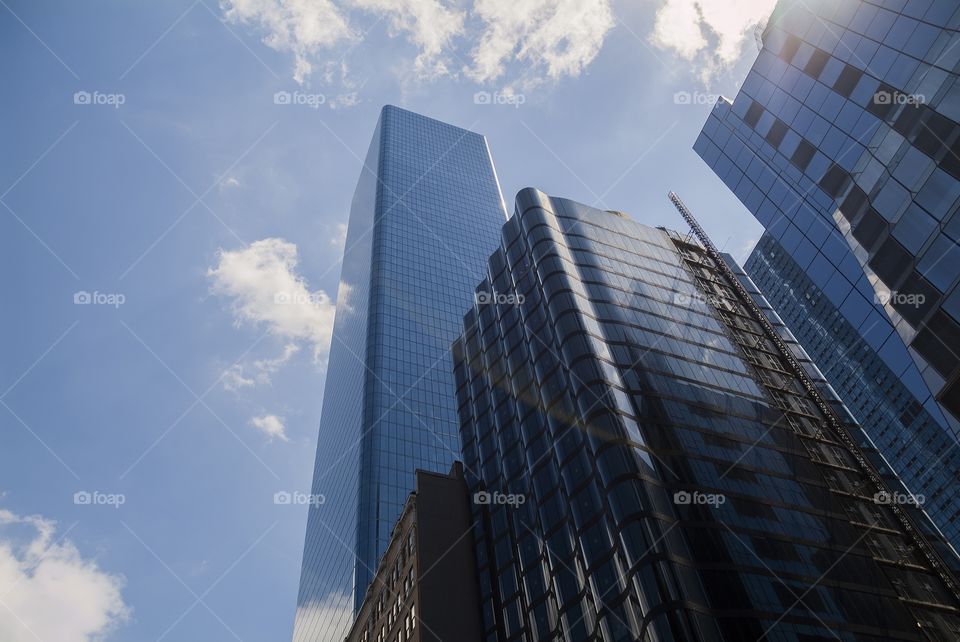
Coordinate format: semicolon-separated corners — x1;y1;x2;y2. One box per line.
694;0;960;423
694;0;960;554
293;106;507;641
453;189;960;640
746;231;960;550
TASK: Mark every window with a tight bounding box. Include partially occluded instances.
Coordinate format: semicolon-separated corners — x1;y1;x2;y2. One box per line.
804;48;829;78
818;164;850;198
779;34;801;62
744;101;764;128
832;64;862;97
765;119;788;148
791;139;816;170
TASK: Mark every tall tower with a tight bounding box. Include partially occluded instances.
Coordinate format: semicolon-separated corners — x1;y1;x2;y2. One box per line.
694;0;960;549
745;231;960;549
293;106;507;641
453;189;960;640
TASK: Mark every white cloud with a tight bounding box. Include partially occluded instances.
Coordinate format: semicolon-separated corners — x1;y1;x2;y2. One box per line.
651;0;777;80
250;414;289;441
329;223;348;249
221;0;615;86
223;363;257;391
220;0;357;84
292;591;353;642
328;91;361;110
734;235;759;265
208;238;337;362
351;0;465;79
468;0;614;85
0;509;129;642
220;176;241;190
253;342;301;378
222;343;301;392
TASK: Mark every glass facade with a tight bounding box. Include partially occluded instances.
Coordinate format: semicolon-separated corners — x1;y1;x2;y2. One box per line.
453;189;960;640
293;106;507;641
746;231;960;550
693;0;960;423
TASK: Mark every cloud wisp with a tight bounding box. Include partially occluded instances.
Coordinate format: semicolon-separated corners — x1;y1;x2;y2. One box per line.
220;0;356;84
467;0;614;86
0;509;130;642
208;238;337;363
250;414;289;441
221;0;615;87
651;0;777;82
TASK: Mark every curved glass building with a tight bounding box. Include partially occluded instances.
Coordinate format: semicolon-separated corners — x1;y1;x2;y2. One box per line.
453;189;960;640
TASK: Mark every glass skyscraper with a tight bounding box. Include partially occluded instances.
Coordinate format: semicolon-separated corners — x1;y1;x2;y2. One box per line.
694;0;960;552
453;189;960;640
746;232;960;550
694;0;960;422
293;106;507;641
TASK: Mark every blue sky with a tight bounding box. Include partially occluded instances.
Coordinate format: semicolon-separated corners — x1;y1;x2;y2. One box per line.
0;1;774;640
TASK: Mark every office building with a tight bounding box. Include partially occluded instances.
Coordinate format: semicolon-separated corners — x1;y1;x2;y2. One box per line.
694;0;960;422
452;189;960;640
344;463;481;642
746;231;960;549
293;106;507;640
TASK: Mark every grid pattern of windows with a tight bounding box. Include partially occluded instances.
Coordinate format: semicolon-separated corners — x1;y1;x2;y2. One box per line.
346;495;418;642
693;0;960;423
453;190;960;641
294;106;507;641
747;231;960;550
